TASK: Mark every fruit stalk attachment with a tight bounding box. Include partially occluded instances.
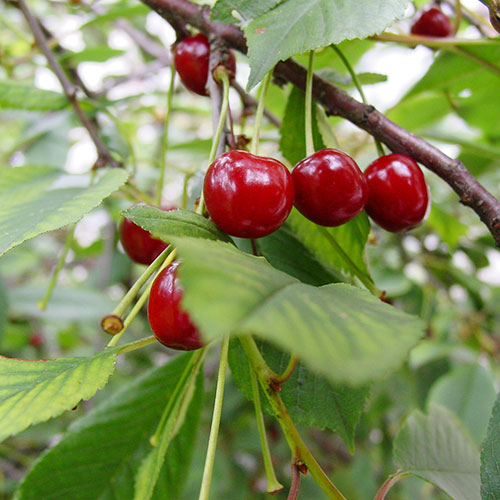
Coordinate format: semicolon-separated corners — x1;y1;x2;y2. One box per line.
106;248;177;347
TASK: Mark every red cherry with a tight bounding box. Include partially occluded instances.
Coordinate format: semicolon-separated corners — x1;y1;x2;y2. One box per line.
29;334;43;348
173;33;236;96
364;154;430;232
120;204;173;265
203;150;294;239
411;7;453;37
148;261;203;351
291;148;368;227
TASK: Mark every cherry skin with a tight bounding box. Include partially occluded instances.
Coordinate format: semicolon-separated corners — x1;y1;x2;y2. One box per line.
173;33;236;96
203;150;295;239
364;153;430;232
148;261;203;351
291;148;368;227
411;7;453;37
120;204;173;265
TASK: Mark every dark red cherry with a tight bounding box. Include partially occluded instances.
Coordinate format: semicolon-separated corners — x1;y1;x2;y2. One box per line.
173;33;236;96
203;150;294;239
148;261;203;351
364;154;430;232
120;204;173;265
411;7;453;37
291;148;368;227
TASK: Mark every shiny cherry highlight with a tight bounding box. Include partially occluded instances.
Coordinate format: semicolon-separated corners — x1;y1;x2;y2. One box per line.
148;261;203;351
364;153;430;232
411;7;453;37
203;150;294;239
120;204;172;265
173;33;235;96
291;148;368;227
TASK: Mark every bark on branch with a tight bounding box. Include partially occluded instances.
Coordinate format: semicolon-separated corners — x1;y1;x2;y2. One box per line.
141;0;500;247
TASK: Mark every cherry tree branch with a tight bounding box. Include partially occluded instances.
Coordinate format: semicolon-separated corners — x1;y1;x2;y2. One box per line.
140;0;500;247
16;0;121;168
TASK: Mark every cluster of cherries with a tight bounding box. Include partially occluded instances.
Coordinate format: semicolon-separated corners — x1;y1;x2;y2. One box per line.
120;148;430;351
118;26;433;352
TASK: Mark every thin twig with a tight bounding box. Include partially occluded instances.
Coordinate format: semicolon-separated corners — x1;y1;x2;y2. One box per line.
16;0;121;168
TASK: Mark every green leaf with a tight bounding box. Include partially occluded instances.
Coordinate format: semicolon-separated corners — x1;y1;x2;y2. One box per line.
256;225;343;285
211;0;281;24
122;206;232;243
406;42;500;98
134;353;205;500
0;166;128;256
80;4;150;28
279;86;325;165
286;209;371;279
403;42;500;138
387;92;451;132
174;237;424;385
394;404;481;500
429;364;496;445
0;275;8;343
59;47;125;64
229;340;368;452
356;72;388;85
481;391;500;500
0;349;117;443
244;0;411;89
427;204;469;249
0;81;68;111
9;285;116;322
15;353;203;500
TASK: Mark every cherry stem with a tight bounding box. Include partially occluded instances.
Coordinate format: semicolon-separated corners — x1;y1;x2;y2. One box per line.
107;246;174;322
107;249;177;347
250;70;272;155
318;226;381;296
37;223;76;311
373;471;410;500
116;335;157;355
198;334;230;500
305;50;315;158
331;45;384;157
156;64;176;207
287;463;301;500
249;364;284;494
197;69;230;216
150;347;207;446
275;354;299;384
240;335;347;500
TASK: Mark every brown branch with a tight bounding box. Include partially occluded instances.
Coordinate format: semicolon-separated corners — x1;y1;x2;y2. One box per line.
16;0;121;168
140;0;500;247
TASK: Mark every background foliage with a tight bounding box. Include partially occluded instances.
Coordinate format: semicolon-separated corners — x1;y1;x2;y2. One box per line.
0;0;499;499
